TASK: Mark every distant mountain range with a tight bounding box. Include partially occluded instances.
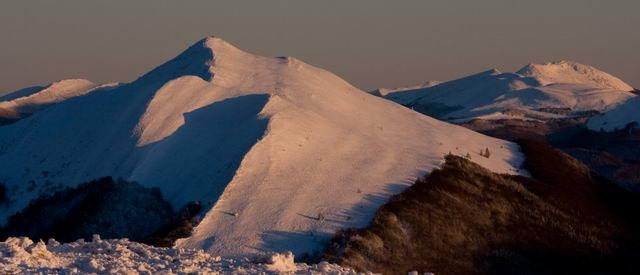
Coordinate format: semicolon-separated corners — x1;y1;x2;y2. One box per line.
2;36;640;274
588;95;640;131
377;61;637;126
374;61;640;190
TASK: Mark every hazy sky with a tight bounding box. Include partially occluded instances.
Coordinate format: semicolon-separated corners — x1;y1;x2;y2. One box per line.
1;0;638;95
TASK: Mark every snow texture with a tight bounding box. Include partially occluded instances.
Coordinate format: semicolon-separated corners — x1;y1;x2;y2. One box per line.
0;236;363;274
382;61;636;122
0;36;525;257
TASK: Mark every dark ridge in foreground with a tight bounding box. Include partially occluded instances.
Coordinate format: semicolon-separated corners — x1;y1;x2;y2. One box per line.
461;117;640;190
0;177;201;247
324;140;640;274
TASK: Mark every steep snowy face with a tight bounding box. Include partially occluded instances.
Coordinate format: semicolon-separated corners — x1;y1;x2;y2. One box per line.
0;36;525;257
0;79;98;116
516;61;634;92
381;62;636;122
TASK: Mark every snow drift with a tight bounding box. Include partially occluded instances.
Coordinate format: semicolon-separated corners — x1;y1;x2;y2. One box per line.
0;236;359;274
380;61;636;122
0;36;524;257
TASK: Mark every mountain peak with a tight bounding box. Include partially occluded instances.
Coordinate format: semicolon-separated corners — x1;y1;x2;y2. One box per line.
48;79;96;90
488;68;502;74
516;60;633;91
136;36;248;83
202;36;243;54
0;79;94;102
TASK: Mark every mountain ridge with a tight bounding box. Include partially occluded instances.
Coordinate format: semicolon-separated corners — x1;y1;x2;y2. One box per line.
378;61;636;122
516;60;634;91
0;36;525;258
0;79;99;123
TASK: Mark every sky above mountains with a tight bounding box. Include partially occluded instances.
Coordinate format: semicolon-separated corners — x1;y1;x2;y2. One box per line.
0;0;638;94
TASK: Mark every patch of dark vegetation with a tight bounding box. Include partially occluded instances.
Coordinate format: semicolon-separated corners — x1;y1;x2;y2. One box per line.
144;201;202;247
461;117;588;142
517;139;640;221
0;183;7;205
548;123;640;190
0;177;202;247
462;117;640;189
404;102;464;119
324;140;640;274
535;107;573;115
0;119;14;126
550;122;640;150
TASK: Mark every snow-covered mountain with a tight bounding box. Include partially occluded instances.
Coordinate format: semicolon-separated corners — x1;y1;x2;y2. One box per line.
0;79;99;123
516;61;634;92
380;61;636;122
587;96;640;131
0;37;524;257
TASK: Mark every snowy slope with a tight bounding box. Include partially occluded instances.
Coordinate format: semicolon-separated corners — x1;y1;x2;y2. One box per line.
381;61;636;122
0;86;45;102
587;96;640;131
0;37;524;257
0;79;98;116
